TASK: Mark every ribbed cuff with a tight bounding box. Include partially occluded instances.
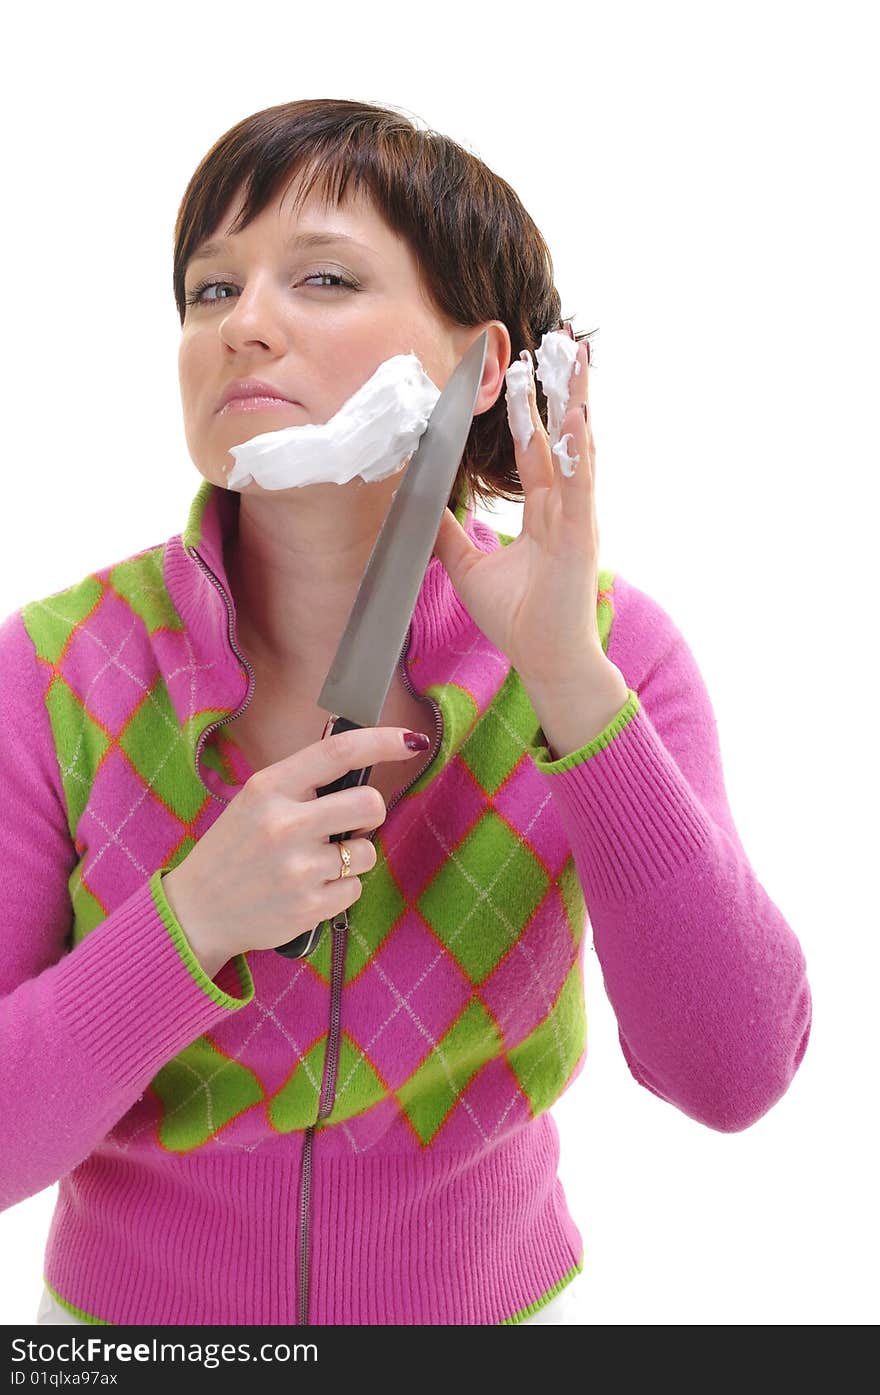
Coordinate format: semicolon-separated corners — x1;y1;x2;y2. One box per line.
151;869;252;1005
532;686;642;769
534;696;715;904
52;873;254;1095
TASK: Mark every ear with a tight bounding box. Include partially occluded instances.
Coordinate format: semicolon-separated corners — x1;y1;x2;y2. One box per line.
470;321;512;418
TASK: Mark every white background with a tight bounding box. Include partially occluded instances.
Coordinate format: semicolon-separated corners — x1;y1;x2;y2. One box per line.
1;0;877;1327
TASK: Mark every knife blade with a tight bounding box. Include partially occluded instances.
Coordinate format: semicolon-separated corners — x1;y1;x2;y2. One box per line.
275;329;488;958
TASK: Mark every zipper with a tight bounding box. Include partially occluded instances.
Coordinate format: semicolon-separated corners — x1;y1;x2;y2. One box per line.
187;546;257;805
182;552;443;1324
296;622;443;1324
187;550;443;819
379;625;443;828
298;902;349;1323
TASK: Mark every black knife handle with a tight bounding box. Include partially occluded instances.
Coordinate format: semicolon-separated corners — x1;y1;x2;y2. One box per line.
274;715;373;960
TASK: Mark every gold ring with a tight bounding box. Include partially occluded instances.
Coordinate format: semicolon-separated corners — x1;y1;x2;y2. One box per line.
335;840;352;880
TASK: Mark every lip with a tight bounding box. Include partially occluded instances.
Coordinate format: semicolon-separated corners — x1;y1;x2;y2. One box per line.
219;396;300;416
216;378;298;413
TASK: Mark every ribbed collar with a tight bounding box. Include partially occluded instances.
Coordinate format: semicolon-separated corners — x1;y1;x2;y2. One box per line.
162;475;501;689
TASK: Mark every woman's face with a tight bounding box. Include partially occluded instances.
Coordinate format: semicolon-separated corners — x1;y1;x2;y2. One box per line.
178;172;483;488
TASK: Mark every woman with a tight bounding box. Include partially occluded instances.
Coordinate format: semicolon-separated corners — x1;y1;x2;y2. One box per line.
0;98;811;1327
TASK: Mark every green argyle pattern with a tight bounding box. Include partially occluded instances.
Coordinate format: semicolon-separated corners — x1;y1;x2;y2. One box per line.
19;483;622;1158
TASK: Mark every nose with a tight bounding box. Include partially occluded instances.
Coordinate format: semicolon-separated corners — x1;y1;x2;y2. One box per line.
218;275;289;355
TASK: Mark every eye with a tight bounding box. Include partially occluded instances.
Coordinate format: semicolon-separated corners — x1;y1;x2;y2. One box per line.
184;279;231;307
303;271;356;290
184;270;358;307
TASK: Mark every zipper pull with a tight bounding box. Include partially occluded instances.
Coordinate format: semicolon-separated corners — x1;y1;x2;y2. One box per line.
331;908;349;932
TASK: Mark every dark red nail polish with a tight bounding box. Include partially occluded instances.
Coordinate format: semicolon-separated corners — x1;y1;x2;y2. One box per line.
404;731;431;751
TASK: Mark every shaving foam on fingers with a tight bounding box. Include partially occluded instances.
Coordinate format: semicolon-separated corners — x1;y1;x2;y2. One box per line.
552;432;580;477
224;352;441;491
504;349;536;453
535;330;580;450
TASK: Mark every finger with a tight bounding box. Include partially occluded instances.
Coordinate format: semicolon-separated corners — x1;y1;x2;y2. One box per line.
570;338;589;415
554;342;599;529
505;350;554;492
286;726;429;802
322;836;373;885
552;340;592;483
432;504;480;582
574;340;593;473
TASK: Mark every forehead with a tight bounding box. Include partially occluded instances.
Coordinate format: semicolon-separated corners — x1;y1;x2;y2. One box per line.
194;172;396;260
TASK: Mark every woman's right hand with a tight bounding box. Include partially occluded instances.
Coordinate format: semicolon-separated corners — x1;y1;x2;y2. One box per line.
161;726;428;979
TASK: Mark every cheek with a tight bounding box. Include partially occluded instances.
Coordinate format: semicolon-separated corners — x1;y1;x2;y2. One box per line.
358;325;450;393
328;341;394;400
400;324;459;389
178;337;211;405
415;348;459;394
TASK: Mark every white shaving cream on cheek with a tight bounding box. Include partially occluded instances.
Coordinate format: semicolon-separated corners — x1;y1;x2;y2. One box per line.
536;330;581;477
223;352;441;491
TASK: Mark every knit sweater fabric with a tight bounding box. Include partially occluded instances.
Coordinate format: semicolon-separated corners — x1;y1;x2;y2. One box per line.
0;479;811;1325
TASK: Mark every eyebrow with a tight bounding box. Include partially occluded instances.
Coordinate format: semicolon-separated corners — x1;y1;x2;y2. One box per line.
188;230;374;266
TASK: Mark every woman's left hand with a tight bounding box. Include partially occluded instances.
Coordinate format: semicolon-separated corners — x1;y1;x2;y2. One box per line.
432;338;610;690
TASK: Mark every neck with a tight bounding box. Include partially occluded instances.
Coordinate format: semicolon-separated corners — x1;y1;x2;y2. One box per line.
224;472;403;694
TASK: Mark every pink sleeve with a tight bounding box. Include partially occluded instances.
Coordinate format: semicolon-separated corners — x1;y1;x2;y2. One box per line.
0;609;254;1212
533;574;811;1132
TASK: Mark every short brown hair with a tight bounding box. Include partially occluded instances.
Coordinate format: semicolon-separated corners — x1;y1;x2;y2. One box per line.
173;98;596;512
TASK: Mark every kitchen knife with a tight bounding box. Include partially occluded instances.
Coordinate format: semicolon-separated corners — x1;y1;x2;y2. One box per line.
275;328;488;958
